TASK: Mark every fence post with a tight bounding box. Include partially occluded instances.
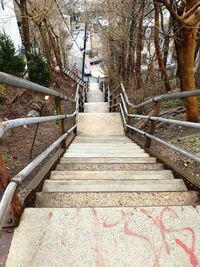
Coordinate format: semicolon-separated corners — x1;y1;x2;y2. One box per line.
145;100;161;148
54;97;66;149
0;155;23;227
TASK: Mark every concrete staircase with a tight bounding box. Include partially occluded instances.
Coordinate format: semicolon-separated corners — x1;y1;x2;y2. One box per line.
5;80;200;267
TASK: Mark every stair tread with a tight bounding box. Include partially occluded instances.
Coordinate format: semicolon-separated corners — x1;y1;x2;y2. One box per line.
6;207;200;267
35;191;199;208
42;179;187;192
77;113;125;136
50;170;174;180
56;163;164;171
59;157;157;163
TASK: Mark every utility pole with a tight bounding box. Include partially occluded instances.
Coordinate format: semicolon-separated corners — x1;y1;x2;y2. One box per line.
82;22;87;79
82;0;87;80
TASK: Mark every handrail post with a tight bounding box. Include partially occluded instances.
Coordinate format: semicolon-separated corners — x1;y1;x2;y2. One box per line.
104;86;108;102
0;155;23;227
54;97;66;149
145;100;161;148
84;84;87;103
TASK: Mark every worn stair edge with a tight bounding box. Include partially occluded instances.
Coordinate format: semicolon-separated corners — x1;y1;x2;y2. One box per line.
50;170;174;180
63;153;150;158
56;163;164;171
35;191;199;208
42;179;187;192
67;146;145;153
73;140;133;143
69;144;141;148
59;157;157;163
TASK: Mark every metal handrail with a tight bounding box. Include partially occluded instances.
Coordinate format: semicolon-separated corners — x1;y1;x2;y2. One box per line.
0;113;77;138
111;86;200;163
127;114;200;129
108;84;200;165
110;82;200;109
0;70;88;229
126;124;200;164
0;72;75;102
63;66;84;86
0;125;77;229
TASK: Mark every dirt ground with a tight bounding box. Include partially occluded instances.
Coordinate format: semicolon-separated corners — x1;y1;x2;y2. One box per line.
0;72;77;178
132;99;200;183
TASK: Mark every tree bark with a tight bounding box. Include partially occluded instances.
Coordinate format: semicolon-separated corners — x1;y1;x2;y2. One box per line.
19;0;31;61
43;19;62;70
38;22;52;66
157;0;200;122
176;26;199;122
135;0;146;89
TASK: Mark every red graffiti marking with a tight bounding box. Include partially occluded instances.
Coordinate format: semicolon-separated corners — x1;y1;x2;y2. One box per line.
92;208;106;267
48;211;53;220
176;239;198;267
124;221;159;267
140;207;199;267
60;237;66;246
29;212;53;266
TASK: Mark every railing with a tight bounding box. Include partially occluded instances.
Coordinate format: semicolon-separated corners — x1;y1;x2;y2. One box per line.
63;65;84;86
106;82;200;165
0;71;87;229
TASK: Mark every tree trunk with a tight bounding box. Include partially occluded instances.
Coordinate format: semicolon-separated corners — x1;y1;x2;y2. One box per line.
38;22;52;66
163;16;173;66
19;0;31;61
177;27;199;122
135;0;146;89
154;2;171;92
43;19;62;70
127;1;137;77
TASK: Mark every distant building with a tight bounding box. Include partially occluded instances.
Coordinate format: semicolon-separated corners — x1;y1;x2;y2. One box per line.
0;0;22;51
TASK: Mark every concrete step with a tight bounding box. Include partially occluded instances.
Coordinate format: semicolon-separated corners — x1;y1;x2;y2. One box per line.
42;179;187;192
73;136;132;143
77;113;124;136
35;191;199;208
73;139;133;143
87;92;104;102
75;135;129;139
50;170;174;180
85;102;109;113
6;206;200;266
70;144;140;148
63;153;149;158
67;147;143;152
59;157;157;164
56;163;164;171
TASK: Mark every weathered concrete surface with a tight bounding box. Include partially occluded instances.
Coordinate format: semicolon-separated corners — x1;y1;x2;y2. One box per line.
87;91;105;102
77;113;124;136
73;139;132;143
67;147;143;152
0;229;13;267
6;207;200;267
35;191;199;208
56;163;164;171
63;153;150;158
69;144;140;148
50;170;174;180
59;157;156;164
75;136;129;140
42;179;187;192
85;103;109;113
